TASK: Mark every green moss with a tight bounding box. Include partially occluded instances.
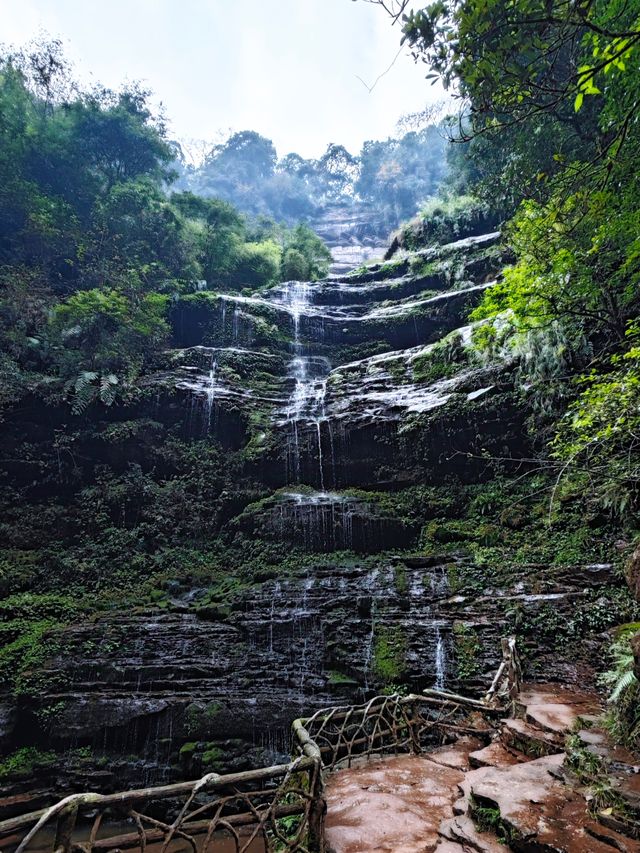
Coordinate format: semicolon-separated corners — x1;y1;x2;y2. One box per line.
373;625;407;684
423;519;501;547
184;701;222;738
411;331;474;384
394;564;408;595
0;620;65;697
0;747;56;780
201;745;224;768
453;622;481;680
326;670;358;685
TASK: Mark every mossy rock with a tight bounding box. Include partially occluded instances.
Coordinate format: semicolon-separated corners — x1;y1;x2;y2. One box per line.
326;670;359;686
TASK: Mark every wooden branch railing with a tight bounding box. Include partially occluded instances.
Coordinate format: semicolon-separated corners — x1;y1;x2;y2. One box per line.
0;638;519;852
0;757;323;853
293;689;497;773
484;635;522;707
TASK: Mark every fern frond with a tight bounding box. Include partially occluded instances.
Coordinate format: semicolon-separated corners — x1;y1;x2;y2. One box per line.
99;373;119;407
609;670;638;704
71;371;98;414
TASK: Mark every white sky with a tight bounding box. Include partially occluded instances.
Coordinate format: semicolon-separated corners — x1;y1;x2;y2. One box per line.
1;0;446;159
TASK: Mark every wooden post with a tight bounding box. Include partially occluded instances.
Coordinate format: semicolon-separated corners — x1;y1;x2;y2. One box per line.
408;700;422;755
484;636;521;707
307;764;326;852
53;802;78;853
505;635;522;700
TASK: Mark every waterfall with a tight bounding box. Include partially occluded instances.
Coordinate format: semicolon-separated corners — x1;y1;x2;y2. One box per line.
316;401;325;491
434;623;446;691
267;581;281;654
362;571;379;692
407;564;450;692
232;305;240;342
363;606;376;693
269;491;368;552
204;353;217;428
278;281;332;488
430;564;450;689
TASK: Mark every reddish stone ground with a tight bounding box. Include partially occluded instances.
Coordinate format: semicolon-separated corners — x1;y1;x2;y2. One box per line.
324;741;481;853
324;685;640;853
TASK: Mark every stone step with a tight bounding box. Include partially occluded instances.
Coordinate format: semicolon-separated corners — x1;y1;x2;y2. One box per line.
500;717;564;758
514;684;601;735
596;812;640;844
576;728;634;762
428;738;487;771
453;795;468;815
438;814;504;852
463;753;640;852
434;841;474;852
615;771;640;820
469;740;527;769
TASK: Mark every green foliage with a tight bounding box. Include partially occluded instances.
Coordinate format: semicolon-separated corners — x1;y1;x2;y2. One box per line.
0;619;64;697
0;42;333;420
326;670;359;686
356;126;448;225
565;734;629;817
235;240;282;288
411;331;472;383
401;0;640;523
552;341;640;516
183;126;448;229
470;796;516;843
394;195;495;253
281;224;331;281
50;289;169;410
394;564;408;595
600;626;640;750
0;747;56;780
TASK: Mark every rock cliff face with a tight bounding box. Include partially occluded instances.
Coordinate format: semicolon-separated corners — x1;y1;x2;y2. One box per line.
310;203;389;274
0;227;632;805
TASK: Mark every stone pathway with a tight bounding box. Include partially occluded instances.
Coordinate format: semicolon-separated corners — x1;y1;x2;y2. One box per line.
325;684;640;853
325;740;482;853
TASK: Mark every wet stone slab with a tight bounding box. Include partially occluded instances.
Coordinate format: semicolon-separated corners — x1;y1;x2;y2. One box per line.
324;753;467;853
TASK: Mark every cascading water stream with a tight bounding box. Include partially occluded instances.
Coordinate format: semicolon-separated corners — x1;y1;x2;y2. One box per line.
204;354;217;428
434;624;446;691
409;565;450;691
278;281;331;488
430;566;449;689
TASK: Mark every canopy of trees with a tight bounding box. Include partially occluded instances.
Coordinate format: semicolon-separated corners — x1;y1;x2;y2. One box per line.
179;125;448;229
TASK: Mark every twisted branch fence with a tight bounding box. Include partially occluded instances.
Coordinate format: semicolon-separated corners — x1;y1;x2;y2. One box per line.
0;638;520;852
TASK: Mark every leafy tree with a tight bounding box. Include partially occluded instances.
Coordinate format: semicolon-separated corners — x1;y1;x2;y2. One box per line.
557;352;640;511
282;224;332;281
281;248;309;281
397;0;639;191
171;191;246;286
357;126;447;223
193;131;277;216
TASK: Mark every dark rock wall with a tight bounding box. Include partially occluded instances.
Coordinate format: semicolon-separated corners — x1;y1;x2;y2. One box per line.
0;229;633;807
